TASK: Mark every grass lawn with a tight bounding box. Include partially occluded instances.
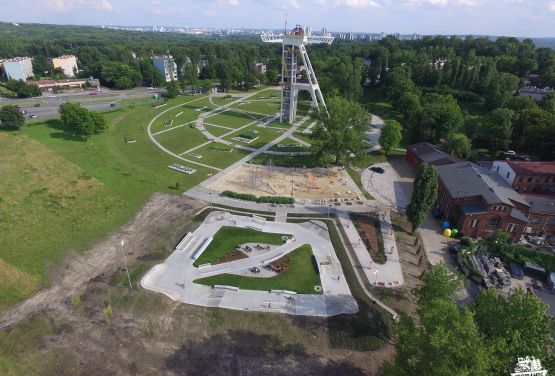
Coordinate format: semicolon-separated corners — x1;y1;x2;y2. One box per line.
188;142;251;169
231;100;281;115
351;149;406;169
0;98;215;309
193;226;288;266
205;110;259;129
194;244;322;294
360;87;402;121
346;167;373;200
153;124;209;154
250;153;319;167
224;125;284;148
269;137;310;152
292;131;313;145
150;101;206;134
203;124;233;138
248;89;281;100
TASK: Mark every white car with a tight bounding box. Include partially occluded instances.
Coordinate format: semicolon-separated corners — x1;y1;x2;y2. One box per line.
505;150;516;155
30;114;37;119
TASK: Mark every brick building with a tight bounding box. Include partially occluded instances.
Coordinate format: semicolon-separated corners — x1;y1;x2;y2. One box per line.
524;194;555;237
436;162;531;239
491;161;555;195
405;142;458;168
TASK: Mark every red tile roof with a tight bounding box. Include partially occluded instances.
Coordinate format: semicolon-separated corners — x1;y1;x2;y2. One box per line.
507;161;555;176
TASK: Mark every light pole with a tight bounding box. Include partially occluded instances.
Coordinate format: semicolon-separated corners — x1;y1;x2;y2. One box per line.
373;269;379;285
119;239;133;292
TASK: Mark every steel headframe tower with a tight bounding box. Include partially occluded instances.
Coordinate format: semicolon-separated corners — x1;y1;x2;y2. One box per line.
261;25;334;124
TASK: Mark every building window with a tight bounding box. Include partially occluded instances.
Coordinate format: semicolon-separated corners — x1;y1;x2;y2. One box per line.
488;216;501;227
515;187;520;191
524;187;528;192
506;172;511;179
528;177;533;182
496;166;500;172
531;216;542;224
519;177;524;183
549;217;555;225
507;223;519;233
470;219;480;228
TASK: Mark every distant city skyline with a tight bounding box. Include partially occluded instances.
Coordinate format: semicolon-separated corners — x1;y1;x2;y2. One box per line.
1;0;554;38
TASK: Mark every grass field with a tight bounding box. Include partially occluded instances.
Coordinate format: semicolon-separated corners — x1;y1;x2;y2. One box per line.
206;110;259;129
269;137;310;152
223;125;284;149
346;167;373;200
0;96;216;309
193;226;288;266
188;143;250;169
194;245;322;294
231;100;281;115
153;123;208;154
203;124;234;138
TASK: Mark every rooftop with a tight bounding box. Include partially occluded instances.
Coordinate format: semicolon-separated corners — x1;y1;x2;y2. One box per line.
437;162;529;207
2;56;32;63
408;142;458;166
524;194;555;215
507;161;555;176
53;55;77;60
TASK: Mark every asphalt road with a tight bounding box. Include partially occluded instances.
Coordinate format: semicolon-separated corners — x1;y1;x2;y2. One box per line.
0;87;162;120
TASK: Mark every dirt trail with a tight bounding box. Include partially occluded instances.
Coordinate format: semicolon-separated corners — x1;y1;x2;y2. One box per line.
0;193;203;330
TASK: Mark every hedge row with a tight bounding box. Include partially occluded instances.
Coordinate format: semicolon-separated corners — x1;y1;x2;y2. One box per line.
484;241;555;272
221;190;294;204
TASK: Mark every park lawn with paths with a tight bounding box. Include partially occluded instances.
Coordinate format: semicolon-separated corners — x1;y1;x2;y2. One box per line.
351;149;406;169
248;88;281;100
194;245;322;294
292;131;313;145
150;103;205;133
0;101;213;309
346;167;374;200
250;153;319;168
205;110;260;129
269;137;310;152
193;226;288;266
231;100;281;115
154;123;209;155
223;125;284;149
203;124;234;138
188;142;251;169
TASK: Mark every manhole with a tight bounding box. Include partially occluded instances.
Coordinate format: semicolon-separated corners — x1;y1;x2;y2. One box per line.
314;285;322;292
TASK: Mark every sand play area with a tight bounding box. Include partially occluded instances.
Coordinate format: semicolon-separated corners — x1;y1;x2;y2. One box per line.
208;164;362;201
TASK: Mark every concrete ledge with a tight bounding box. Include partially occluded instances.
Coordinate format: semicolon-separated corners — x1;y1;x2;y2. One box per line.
176;232;194;251
263;252;284;264
271;289;297;295
190;236;213;260
214;285;239;291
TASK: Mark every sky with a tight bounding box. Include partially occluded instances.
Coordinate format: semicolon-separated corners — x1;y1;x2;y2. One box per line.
0;0;554;37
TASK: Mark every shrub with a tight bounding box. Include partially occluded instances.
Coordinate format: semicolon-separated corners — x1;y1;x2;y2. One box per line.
221;191;295;204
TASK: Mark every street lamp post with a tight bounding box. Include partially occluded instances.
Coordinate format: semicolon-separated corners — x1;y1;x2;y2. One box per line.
373;269;379;285
119;240;133;292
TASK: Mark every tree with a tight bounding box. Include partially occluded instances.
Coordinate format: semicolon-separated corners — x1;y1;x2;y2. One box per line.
446;133;471;159
100;61;142;90
397;92;421;119
383;66;415;102
416;263;460;305
0;105;25;130
310;97;370;165
482;108;515;153
473;288;555;374
5;79;42;98
379;119;402;155
165;80;179;98
541;92;555;114
406;163;438;233
59;103;106;137
409;94;463;144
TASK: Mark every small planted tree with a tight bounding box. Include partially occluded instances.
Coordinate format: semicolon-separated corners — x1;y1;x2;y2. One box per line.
406;163;438;233
0;105;25;130
379;119;402;155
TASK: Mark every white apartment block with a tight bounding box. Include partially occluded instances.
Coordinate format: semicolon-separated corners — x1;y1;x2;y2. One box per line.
52;55;78;78
153;55;178;82
2;57;34;81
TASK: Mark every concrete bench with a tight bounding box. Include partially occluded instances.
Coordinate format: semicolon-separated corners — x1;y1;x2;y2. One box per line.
213;285;239;292
175;232;194;251
190;236;213;260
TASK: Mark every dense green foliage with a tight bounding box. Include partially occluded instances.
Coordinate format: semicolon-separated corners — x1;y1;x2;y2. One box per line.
2;79;42;98
384;263;555;375
446;133;471;159
59;103;106;137
0;105;25;129
310;97;370;165
406;163;438;233
379;119;402;155
221;190;294;204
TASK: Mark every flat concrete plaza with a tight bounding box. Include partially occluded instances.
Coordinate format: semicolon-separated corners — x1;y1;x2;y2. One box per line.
141;211;358;317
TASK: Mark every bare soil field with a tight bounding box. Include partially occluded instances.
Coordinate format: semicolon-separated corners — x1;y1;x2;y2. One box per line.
0;195;395;375
209;165;361;201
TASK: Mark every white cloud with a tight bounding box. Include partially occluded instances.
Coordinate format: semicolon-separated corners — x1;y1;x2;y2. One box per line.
550;1;555;12
96;0;112;11
335;0;380;7
217;0;239;5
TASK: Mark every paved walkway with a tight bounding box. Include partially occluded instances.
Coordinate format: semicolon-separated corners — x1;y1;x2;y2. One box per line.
337;211;404;287
141;211;358;317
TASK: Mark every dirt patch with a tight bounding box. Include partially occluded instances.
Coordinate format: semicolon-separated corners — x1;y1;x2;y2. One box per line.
215;250;248;264
209;165;361;201
269;254;291;273
351;214;386;264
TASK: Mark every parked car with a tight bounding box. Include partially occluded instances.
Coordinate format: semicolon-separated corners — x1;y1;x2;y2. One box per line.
370;166;385;174
14;104;21;109
504;150;516;156
29;114;37;119
34;103;40;107
20;110;27;114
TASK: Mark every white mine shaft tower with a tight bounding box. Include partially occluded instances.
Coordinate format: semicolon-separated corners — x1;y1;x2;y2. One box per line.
261;25;334;124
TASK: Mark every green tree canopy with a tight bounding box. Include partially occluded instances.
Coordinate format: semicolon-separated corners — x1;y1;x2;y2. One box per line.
59;103;106;137
446;133;471;159
482;108;515;153
310;97;370;165
0;105;25;130
406;163;438;233
379;119;403;155
165;80;179;98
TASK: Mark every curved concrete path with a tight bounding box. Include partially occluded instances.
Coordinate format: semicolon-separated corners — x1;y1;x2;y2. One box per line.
141;211;358;317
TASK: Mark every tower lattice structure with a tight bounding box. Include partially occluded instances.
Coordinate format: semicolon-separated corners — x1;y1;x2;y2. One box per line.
261;25;334;124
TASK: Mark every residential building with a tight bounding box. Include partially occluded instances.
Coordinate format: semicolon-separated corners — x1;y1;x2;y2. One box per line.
248;62;267;74
491;161;555;195
52;55;78;77
405;142;458;168
524;195;555;237
436;162;531;240
27;78;100;92
2;56;34;81
519;85;553;101
153;55;178;82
